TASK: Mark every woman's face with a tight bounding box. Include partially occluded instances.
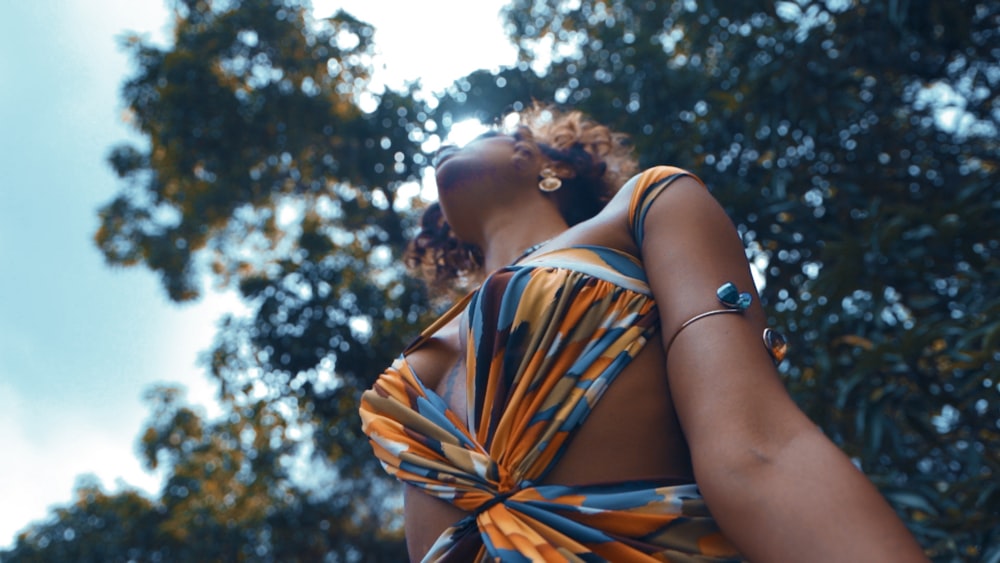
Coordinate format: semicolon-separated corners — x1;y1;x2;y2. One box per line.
434;131;538;197
434;131;528;186
432;130;542;241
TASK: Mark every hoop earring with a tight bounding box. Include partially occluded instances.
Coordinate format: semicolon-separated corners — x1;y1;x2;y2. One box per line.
538;168;562;192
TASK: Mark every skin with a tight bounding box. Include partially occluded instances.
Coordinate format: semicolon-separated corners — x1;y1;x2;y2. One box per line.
401;132;929;562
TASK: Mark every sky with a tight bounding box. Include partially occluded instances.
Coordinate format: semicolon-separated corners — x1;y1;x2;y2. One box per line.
0;0;515;548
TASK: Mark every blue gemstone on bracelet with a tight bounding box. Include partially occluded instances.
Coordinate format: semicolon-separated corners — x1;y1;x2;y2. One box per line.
716;282;738;306
717;282;752;311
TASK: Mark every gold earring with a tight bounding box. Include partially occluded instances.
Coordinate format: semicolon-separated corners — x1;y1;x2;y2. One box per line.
538;168;562;192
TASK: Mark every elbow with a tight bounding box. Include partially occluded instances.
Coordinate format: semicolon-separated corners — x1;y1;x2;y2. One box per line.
693;443;778;491
685;437;795;540
689;423;817;497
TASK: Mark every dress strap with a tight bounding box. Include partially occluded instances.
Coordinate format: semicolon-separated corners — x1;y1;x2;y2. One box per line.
627;165;705;247
402;290;476;355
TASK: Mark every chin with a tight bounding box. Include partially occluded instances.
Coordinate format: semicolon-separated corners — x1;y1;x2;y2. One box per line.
434;160;467;195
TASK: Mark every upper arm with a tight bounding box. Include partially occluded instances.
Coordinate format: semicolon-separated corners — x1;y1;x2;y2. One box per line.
630;170;812;467
630;172;930;561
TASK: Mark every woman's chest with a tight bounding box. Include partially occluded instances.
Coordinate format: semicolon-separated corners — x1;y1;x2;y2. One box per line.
404;314;470;423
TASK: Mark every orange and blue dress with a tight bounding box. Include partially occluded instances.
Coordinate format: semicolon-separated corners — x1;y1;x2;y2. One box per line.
360;167;742;561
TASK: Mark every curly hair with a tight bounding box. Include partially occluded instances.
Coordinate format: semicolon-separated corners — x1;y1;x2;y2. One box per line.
404;200;484;293
405;104;638;290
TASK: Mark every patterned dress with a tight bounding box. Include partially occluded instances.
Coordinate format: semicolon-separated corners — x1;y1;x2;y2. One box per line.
360;167;742;562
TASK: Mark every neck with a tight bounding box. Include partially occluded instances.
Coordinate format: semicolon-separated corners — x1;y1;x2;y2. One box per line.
478;203;568;272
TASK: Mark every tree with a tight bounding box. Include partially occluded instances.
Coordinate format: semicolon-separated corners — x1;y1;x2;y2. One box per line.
0;478;164;563
2;387;403;562
92;0;428;558
9;0;422;558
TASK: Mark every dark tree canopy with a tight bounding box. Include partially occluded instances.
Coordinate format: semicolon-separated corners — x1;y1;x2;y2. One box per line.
4;0;997;561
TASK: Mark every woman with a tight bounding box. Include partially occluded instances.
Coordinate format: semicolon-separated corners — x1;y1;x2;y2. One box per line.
360;106;927;561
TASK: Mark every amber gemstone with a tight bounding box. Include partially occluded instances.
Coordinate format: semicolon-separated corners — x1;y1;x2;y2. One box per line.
763;328;788;362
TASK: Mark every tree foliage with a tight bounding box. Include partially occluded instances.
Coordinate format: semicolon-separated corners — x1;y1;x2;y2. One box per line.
11;0;418;559
3;0;997;561
2;387;402;561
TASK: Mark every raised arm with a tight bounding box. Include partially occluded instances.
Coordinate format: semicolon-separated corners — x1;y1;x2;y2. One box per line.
634;172;927;562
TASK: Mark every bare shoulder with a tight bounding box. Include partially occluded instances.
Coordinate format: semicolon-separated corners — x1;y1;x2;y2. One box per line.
593;166;719;254
602;165;713;218
603;170;643;211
